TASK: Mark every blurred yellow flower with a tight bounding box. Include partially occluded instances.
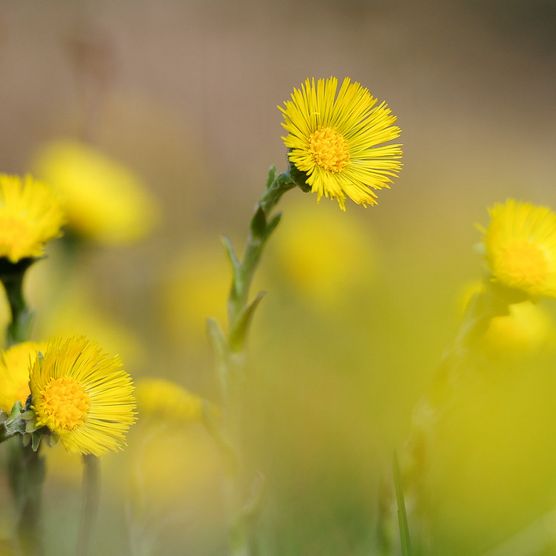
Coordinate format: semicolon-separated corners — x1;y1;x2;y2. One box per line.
483;301;552;357
0;175;64;262
0;342;46;413
30;336;136;456
279;77;402;210
160;242;229;345
483;199;556;297
271;201;374;307
33;140;157;245
136;378;203;424
31;275;143;368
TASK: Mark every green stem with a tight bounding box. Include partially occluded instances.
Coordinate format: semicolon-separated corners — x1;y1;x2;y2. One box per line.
217;168;295;556
76;455;100;556
228;171;296;331
0;259;45;555
0;259;34;347
393;452;412;556
8;442;45;556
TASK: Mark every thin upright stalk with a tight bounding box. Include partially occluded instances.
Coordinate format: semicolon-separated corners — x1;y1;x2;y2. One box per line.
393;452;412;556
0;259;45;556
213;168;295;556
76;455;100;556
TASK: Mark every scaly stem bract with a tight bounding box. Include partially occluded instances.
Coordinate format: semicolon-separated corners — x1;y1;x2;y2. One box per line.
77;455;101;556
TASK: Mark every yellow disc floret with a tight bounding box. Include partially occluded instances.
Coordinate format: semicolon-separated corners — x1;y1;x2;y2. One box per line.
483;200;556;298
309;127;350;173
37;376;90;432
30;336;136;456
0;175;64;262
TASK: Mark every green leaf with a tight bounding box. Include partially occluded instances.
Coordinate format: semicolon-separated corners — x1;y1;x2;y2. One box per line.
250;206;267;239
221;236;240;273
207;318;228;360
229;291;266;352
265;165;277;189
264;212;282;240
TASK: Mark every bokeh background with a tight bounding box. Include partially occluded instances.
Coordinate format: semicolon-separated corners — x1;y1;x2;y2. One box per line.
1;1;556;554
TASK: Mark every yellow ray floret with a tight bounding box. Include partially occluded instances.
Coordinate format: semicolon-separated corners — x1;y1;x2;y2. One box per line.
0;175;64;262
482;199;556;298
279;77;402;210
0;342;46;413
30;336;136;456
136;378;203;424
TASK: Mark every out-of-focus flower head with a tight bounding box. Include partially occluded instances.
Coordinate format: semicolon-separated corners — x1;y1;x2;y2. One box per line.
279;77;402;210
160;242;229;345
0;175;64;262
136;378;203;425
30;336;136;456
32;275;143;368
459;281;553;358
32;140;157;245
483;301;552;357
270;201;374;307
482;199;556;298
0;342;46;413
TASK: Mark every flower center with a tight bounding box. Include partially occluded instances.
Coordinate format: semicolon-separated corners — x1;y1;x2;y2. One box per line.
40;376;90;431
309;127;350;173
497;242;549;290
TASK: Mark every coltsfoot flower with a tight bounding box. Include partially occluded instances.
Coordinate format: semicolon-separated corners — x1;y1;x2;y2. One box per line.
0;342;46;413
482;199;556;298
0;175;64;262
279;77;402;210
33;140;157;245
136;378;203;424
30;336;136;456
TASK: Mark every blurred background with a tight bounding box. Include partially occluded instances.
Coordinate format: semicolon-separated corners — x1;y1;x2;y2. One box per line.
1;0;556;554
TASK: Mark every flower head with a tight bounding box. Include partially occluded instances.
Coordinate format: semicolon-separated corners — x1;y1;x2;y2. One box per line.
30;336;136;456
136;378;203;424
279;77;402;210
0;175;64;262
33;140;157;245
482;199;556;298
0;342;46;413
271;201;374;307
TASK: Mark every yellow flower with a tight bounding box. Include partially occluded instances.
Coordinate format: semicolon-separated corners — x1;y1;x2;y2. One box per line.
483;301;552;357
279;77;402;210
0;175;64;262
160;242;229;345
136;378;203;424
0;342;46;413
30;336;136;456
33;140;157;245
482;199;556;297
270;200;374;307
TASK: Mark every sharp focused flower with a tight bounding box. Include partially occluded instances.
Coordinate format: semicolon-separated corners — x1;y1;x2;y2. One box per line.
0;175;64;262
482;199;556;297
32;140;157;245
279;77;402;210
136;378;203;424
29;336;136;456
0;342;46;413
